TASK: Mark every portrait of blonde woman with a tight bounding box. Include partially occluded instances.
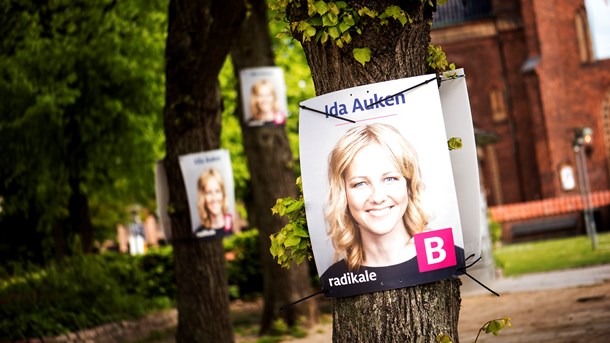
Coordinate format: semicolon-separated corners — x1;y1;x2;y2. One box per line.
248;79;286;126
194;168;233;239
320;123;464;297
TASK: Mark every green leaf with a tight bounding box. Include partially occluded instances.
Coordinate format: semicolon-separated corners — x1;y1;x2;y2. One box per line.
328;2;340;15
320;31;329;44
335;1;348;9
341;32;352;44
322;12;339;26
309;16;323;26
358;7;377;18
304;26;317;39
328;26;341;39
353;47;371;66
315;1;329;15
284;235;301;247
276;232;286;244
293;225;309;238
435;333;453;343
448;137;463;151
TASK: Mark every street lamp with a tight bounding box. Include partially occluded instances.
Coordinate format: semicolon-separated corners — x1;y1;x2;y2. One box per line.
572;127;598;250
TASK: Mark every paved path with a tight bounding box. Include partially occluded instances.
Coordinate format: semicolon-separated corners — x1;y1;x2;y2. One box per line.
461;263;610;296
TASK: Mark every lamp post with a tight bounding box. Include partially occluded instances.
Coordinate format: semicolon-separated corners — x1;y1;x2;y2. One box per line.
572;127;598;250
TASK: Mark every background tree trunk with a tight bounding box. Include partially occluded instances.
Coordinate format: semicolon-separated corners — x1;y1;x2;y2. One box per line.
230;0;318;334
289;1;463;342
163;1;246;342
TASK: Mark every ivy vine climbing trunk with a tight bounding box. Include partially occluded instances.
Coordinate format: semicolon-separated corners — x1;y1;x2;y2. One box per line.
230;0;319;334
163;0;246;342
287;1;462;342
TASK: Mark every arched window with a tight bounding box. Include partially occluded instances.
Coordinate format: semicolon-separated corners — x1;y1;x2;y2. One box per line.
490;88;507;122
574;7;594;64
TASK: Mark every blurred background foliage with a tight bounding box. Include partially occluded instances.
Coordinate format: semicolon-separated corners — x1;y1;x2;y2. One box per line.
0;0;315;266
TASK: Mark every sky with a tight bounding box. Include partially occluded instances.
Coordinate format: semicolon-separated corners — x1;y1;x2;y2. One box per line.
585;0;610;60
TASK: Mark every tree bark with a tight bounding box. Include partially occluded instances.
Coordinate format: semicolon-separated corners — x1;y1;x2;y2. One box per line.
163;1;246;342
288;1;462;342
230;0;318;334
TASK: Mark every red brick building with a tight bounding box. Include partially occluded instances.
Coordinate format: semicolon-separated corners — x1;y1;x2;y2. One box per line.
431;0;610;239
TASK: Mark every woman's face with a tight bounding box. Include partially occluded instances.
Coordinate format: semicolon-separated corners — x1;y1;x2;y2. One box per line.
254;85;274;118
204;178;224;216
344;143;409;239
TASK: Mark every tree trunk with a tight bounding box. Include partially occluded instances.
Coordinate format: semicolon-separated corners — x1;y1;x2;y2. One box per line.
65;107;94;254
163;1;246;342
230;0;318;334
289;1;463;342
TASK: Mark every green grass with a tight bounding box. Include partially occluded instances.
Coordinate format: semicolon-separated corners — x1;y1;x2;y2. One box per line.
493;232;610;276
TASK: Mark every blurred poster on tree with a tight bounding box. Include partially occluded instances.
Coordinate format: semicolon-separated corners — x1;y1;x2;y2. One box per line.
178;149;236;240
239;67;288;127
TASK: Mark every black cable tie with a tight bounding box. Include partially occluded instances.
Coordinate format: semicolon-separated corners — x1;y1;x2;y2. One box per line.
458;254;500;297
299;105;356;123
279;289;327;311
365;75;438;109
439;74;465;83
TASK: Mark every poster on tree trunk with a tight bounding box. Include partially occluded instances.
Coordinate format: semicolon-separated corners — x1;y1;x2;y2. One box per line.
299;74;466;298
178;149;236;240
239;67;288;127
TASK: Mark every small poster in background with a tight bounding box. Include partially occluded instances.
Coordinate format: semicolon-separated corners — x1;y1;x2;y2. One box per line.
299;74;466;298
178;149;236;240
239;67;288;127
155;160;171;241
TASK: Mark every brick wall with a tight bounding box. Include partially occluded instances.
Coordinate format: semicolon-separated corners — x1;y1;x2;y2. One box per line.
432;0;610;208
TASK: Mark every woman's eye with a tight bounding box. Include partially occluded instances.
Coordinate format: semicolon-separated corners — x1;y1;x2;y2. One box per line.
384;176;399;183
352;181;365;188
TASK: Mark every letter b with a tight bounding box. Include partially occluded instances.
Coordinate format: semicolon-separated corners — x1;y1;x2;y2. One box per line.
424;237;446;264
414;228;457;272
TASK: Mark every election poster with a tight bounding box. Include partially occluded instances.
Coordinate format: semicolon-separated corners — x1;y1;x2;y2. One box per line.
178;149;236;240
299;74;466;298
239;67;288;127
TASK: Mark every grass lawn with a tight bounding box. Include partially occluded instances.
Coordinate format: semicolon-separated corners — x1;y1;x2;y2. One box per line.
493;231;610;276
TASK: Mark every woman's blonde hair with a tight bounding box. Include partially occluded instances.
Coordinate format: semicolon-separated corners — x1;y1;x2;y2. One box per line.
197;168;228;229
249;79;279;120
325;123;428;270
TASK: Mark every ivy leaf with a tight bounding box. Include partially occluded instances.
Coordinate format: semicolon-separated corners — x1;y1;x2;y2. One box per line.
293;225;309;237
284;234;301;247
448;137;463;151
297;20;311;33
320;30;329;44
335;1;348;9
341;32;352;44
358;7;377;18
339;19;352;33
327;26;341;39
328;2;340;15
322;12;339;26
309;16;323;26
435;334;453;343
315;1;329;15
353;47;371;66
304;26;317;40
484;317;512;336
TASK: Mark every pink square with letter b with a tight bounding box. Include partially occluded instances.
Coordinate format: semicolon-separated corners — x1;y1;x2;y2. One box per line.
414;227;457;272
